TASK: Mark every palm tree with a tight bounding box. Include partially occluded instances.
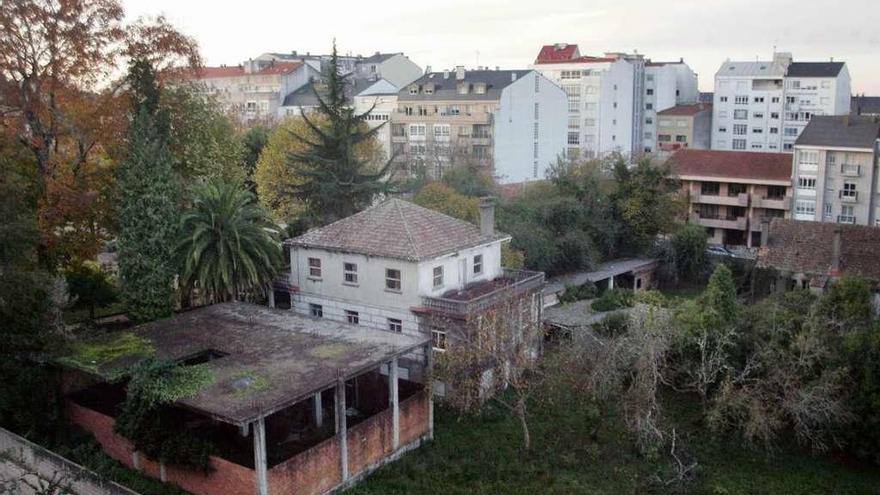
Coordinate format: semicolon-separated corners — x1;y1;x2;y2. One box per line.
177;180;283;303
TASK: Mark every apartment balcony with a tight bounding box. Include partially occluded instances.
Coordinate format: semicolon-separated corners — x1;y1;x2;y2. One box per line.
840;164;862;177
393;111;493;124
467;135;492;146
839;191;859;203
690;212;747;231
692;192;749;207
419;268;544;319
752;195;792;210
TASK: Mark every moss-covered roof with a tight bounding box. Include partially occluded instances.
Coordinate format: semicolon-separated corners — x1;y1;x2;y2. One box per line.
58;302;428;426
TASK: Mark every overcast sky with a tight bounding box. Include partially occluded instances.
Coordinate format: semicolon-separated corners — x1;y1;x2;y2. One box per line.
123;0;880;94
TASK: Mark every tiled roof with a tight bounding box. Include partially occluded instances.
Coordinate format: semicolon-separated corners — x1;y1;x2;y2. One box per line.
360;52;399;64
398;70;531;102
283;75;381;107
757;219;880;281
852;96;880;115
536;44;580;62
192;61;303;79
795;115;880;149
786;62;845;78
658;103;711;117
286;199;509;261
668;149;791;183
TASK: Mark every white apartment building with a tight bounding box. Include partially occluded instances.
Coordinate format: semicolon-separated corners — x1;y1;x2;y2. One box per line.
353;79;400;160
531;44;698;158
712;53;851;153
280;198;544;351
392;67;567;183
791;115;880;226
643;61;699;152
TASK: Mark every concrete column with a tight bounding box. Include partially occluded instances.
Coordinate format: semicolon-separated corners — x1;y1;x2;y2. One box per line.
335;378;349;480
267;287;275;308
425;344;434;441
253;417;269;495
389;357;400;450
314;391;323;427
131;451;141;470
608;276;614;290
159;462;167;482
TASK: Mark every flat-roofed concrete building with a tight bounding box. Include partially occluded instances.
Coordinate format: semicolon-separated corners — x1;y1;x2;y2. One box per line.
656;103;712;153
668;149;793;247
791;115;880;226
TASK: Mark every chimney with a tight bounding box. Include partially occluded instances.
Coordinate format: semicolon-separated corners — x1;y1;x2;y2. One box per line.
443;70;449;79
760;218;770;247
425;65;432;74
455;65;465;80
511;72;517;82
479;197;496;236
830;227;843;277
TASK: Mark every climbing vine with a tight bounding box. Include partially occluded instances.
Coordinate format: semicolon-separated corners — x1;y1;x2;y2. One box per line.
113;358;215;471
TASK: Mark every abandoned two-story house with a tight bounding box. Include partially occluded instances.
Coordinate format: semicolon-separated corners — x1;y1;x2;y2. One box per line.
278;197;545;369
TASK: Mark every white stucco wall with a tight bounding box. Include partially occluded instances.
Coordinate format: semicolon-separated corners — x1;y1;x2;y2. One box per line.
598;60;636;156
493;72;567;184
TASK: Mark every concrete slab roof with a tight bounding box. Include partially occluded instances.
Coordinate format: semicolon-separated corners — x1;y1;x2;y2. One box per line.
543;258;658;295
61;302;428;426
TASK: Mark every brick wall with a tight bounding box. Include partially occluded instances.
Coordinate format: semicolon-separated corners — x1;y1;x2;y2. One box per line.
347;409;393;475
268;436;341;495
399;389;430;445
67;401;255;495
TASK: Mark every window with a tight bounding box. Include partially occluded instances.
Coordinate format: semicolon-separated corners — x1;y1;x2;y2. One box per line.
657;134;671;142
534;74;540;92
567;132;580;145
799;150;819;165
751;143;764;149
534;123;540;139
646;103;653;110
645;117;653;125
701;182;720;195
784;127;798;137
568;117;580;129
752;128;763;134
770;112;779;119
308;258;322;278
842;182;857;198
754;97;765;103
718;126;727;133
769;127;778;134
473;255;483;275
823;203;833;220
797;177;816;190
431;328;447;351
388;318;403;333
343;262;357;284
385;268;401;291
309;304;323;318
795;200;816;216
735;95;749;104
534;103;539;119
345;310;359;325
584;118;596;127
732;139;746;150
408;124;426;138
719;96;728;102
839;205;855;224
733;109;748;120
771;97;780;103
753;112;764;119
432;266;443;288
675;135;687;142
733;124;747;135
433;124;450;139
646;88;654;95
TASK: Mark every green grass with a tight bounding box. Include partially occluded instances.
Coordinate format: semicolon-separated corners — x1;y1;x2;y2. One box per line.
661;286;705;304
57;332;154;373
349;395;880;495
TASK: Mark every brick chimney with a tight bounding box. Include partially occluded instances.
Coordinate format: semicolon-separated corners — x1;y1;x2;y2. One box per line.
829;227;843;277
479;197;496;236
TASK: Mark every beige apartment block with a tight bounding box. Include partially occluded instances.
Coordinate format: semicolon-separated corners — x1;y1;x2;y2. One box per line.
656;103;712;153
668;149;793;247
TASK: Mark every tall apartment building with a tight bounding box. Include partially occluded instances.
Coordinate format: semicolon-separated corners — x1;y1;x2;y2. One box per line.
669;149;792;247
643;60;700;152
531;44;698;158
791;115;880;226
712;53;851;153
186;59;317;124
391;67;566;184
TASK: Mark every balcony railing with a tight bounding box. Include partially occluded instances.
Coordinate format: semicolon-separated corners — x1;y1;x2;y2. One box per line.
689;212;748;231
840;164;861;177
837;215;856;224
693;192;749;207
421;268;544;318
753;195;792;210
839;191;859;202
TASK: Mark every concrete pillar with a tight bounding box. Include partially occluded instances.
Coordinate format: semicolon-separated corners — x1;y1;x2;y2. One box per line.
253;417;268;495
608;276;614;290
389;357;400;450
314;391;323;427
268;287;275;308
425;344;434;441
159;462;167;482
131;451;141;470
240;423;250;436
335;378;349;480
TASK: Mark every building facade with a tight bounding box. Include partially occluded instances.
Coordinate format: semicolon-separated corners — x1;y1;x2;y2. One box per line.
391;68;566;184
656;103;712;152
353;80;400;160
280;198;544;353
186;60;316;125
668;149;793;247
643;60;700;152
791;115;880;226
711;53;851;153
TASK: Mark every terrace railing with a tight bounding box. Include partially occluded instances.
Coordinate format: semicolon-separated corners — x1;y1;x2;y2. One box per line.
421;268;544;317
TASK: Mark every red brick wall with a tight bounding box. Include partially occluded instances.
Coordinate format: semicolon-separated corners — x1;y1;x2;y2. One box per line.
347;409;393;475
67;401;255;495
268;436;341;495
399;389;430;446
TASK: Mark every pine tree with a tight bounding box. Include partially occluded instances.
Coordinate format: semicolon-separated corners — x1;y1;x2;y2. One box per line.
117;59;179;322
286;41;394;225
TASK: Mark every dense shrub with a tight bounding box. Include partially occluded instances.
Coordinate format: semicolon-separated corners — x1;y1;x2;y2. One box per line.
591;289;635;312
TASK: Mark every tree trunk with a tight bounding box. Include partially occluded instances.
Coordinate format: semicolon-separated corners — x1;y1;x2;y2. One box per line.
517;396;530;450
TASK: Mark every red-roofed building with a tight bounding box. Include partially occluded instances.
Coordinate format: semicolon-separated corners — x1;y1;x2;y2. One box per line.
656;103;712;151
182;59;316;124
668;149;793;247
